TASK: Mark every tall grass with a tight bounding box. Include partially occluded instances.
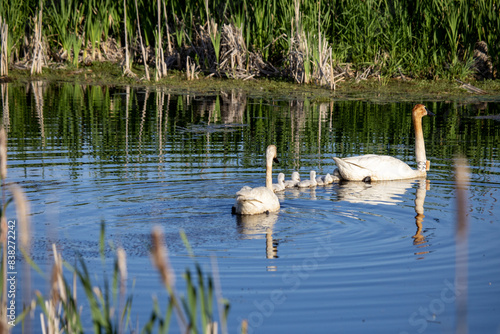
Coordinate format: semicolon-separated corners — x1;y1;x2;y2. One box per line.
46;0;82;64
0;0;30;66
2;0;499;81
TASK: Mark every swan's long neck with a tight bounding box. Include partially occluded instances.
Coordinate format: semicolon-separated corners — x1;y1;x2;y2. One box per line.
413;114;427;171
265;154;273;190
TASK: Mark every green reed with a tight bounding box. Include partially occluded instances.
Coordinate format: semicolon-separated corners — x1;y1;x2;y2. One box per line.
46;0;82;63
0;0;30;66
3;0;500;80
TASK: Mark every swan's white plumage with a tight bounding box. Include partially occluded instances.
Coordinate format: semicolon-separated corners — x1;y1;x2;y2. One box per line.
284;172;300;188
297;171;317;188
333;104;433;181
333;155;426;181
273;173;285;192
316;175;326;185
233;145;280;215
234;186;280;215
316;173;334;185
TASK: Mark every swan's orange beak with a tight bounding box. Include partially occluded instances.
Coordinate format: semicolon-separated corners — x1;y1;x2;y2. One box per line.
425;106;435;116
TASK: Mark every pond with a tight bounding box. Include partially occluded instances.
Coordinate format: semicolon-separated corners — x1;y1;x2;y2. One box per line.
2;81;500;333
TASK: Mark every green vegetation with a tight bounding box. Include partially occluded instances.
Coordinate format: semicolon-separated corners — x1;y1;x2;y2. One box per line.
0;0;498;84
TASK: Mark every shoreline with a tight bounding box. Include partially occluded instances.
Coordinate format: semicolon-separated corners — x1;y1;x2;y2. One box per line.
4;61;500;103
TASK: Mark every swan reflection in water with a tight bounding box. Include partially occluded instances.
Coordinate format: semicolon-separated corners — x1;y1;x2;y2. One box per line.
336;178;431;258
336;179;412;205
412;179;431;259
235;213;279;271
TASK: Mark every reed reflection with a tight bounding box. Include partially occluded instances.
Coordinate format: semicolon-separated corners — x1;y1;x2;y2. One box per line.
220;90;246;124
32;81;46;146
1;83;9;132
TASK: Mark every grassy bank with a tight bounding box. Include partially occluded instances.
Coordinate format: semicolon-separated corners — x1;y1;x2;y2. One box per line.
0;0;499;87
6;61;500;103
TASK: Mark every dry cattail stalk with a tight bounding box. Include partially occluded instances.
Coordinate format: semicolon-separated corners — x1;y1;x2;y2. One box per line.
151;227;188;331
117;247;127;334
0;215;7;331
186;56;199;81
31;1;45;75
8;183;30;249
134;0;150;81
0;17;8;76
455;157;469;239
150;227;174;287
240;319;248;334
154;0;167;81
205;321;218;334
117;247;127;286
122;0;131;73
51;244;66;304
454;156;469;334
0;216;6;244
0;127;7;180
210;255;228;334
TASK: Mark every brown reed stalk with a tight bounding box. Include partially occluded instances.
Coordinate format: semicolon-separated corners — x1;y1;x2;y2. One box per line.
0;214;6;333
186;56;199;80
161;0;173;55
116;247;127;334
134;0;150;81
40;244;65;334
155;0;167;81
0;128;6;181
240;319;248;334
454;156;469;334
0;126;33;331
210;255;228;334
122;0;131;74
0;17;8;77
31;0;45;75
11;183;31;331
150;227;188;331
0;126;7;332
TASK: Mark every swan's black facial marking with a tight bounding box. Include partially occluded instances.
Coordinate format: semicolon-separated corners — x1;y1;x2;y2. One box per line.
273;157;279;164
362;176;372;183
424;106;435;116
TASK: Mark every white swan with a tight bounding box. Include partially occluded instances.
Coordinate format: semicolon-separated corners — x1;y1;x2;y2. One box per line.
232;145;280;215
273;173;286;192
316;173;334;185
284;171;301;188
333;104;434;181
296;170;317;188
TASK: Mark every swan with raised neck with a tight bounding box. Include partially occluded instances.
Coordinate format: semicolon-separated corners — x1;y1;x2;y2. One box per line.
333;104;434;181
232;145;280;215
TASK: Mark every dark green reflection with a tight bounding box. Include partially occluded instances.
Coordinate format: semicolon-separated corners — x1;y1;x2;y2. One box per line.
1;82;499;178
